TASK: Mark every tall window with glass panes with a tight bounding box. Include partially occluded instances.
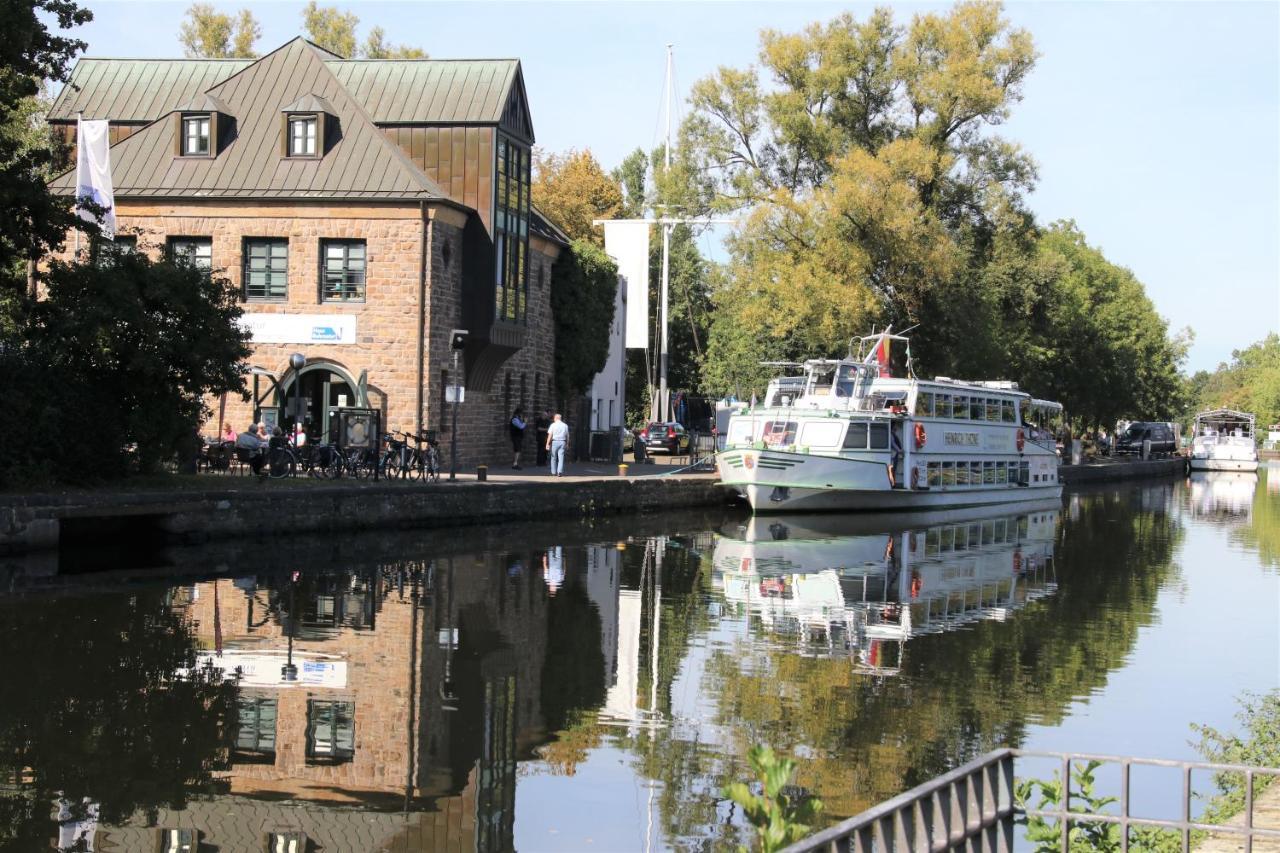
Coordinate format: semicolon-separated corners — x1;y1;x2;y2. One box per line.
494;135;530;324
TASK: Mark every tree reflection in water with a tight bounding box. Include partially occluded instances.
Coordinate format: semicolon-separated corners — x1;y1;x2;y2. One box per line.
633;485;1186;850
0;589;235;852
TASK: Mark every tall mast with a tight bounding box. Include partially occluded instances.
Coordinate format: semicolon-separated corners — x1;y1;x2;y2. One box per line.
658;44;673;424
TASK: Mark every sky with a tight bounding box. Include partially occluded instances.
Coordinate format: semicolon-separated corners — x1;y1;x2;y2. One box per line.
56;0;1280;374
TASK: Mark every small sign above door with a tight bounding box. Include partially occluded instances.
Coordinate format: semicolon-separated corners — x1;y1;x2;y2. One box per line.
240;313;357;345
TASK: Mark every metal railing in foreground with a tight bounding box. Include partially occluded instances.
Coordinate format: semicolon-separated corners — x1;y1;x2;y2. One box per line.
782;748;1280;853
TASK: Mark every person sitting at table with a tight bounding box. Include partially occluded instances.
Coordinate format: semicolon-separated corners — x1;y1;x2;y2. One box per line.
221;422;236;443
236;423;267;475
256;423;269;443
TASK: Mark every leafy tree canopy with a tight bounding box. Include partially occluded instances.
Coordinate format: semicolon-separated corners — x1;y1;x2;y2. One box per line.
0;0;91;289
533;149;623;246
178;3;260;58
690;2;1186;429
1;248;252;485
550;239;617;400
301;1;357;58
362;25;427;59
1188;334;1280;435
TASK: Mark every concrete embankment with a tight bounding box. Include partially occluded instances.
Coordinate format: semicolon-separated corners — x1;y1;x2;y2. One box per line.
1059;457;1187;484
0;475;733;556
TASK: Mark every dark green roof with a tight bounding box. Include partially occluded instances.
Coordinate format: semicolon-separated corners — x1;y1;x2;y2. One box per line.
50;39;447;202
49;55;527;127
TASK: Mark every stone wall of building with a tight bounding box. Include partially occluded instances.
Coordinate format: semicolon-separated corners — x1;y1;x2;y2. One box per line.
78;201;432;441
424;219;559;470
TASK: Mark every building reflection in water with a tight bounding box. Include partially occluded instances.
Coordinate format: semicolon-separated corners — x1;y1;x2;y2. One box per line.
711;500;1060;675
82;541;620;852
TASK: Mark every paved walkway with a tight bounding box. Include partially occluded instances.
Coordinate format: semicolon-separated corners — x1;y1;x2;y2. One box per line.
1197;781;1280;852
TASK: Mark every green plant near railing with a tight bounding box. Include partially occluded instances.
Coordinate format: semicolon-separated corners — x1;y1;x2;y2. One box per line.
1015;760;1181;852
724;745;824;853
1193;690;1280;825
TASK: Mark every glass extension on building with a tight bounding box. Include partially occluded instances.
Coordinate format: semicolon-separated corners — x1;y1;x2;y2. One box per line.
495;135;530;324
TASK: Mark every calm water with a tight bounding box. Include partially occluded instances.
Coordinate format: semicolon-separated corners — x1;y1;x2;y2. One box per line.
2;469;1278;851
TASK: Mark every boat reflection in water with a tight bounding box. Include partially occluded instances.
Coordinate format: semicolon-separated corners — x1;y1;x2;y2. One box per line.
1188;470;1258;522
712;499;1060;675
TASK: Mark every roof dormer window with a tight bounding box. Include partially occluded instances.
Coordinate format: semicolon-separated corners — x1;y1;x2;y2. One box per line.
171;94;231;159
288;115;317;157
181;114;210;156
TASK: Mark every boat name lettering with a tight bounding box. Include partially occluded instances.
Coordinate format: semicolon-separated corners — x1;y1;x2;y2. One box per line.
945;432;980;447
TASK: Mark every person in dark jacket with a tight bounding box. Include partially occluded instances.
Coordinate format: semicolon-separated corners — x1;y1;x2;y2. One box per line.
535;409;551;467
509;408;527;469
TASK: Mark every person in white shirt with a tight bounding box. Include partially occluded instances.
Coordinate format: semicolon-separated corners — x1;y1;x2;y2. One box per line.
545;413;569;477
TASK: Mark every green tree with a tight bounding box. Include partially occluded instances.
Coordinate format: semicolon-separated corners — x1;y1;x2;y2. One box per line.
688;4;1186;426
230;8;261;58
301;1;357;58
550;239;618;400
533;149;624;245
178;3;259;58
361;25;426;59
0;0;91;295
1;249;251;484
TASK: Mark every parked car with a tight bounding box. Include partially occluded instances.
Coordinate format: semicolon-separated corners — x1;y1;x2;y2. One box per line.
1114;421;1177;457
639;421;690;454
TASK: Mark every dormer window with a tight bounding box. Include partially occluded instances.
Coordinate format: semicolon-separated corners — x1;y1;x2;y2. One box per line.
288;115;317;157
171;94;231;159
181;114;210;156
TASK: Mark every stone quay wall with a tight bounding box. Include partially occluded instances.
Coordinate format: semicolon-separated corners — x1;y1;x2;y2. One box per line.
0;477;733;555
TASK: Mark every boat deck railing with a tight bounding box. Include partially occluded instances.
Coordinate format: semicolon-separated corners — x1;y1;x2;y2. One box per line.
782;748;1280;853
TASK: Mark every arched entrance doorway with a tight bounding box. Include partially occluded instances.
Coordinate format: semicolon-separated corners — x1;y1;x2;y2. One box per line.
277;362;365;442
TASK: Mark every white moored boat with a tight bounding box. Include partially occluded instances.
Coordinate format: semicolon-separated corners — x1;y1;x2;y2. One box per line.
715;330;1065;513
1189;409;1259;472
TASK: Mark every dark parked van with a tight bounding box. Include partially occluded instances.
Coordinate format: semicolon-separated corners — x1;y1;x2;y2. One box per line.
1114;422;1176;457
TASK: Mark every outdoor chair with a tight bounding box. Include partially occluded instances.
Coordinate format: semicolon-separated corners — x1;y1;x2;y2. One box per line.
232;446;261;476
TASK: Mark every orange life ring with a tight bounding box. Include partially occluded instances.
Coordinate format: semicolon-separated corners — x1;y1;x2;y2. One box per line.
1016;428;1025;452
914;422;927;449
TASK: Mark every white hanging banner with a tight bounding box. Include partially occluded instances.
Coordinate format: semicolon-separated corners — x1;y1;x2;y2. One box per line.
603;221;650;349
75;117;115;239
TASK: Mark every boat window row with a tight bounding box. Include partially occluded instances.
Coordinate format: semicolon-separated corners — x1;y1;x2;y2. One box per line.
926;459;1028;487
733;419;897;451
915;391;1017;423
922;516;1030;556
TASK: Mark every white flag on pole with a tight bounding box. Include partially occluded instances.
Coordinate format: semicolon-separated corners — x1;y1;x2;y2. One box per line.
603;221;650;349
75;117;115;239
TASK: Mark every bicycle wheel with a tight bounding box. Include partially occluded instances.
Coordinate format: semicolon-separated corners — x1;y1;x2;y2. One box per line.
321;446;345;479
351;449;374;480
381;450;401;480
268;448;297;479
426;446;441;482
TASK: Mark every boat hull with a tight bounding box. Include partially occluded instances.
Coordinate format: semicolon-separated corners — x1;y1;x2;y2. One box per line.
1189;457;1258;472
719;449;1061;513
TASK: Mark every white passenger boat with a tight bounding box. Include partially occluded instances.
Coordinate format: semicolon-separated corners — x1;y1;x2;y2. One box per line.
1189;409;1259;471
716;330;1064;513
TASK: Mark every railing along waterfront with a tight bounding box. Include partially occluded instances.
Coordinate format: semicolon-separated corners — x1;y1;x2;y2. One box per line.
782;748;1280;853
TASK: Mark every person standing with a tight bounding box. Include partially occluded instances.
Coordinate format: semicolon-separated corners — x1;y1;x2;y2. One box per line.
534;409;551;467
546;412;569;477
509;407;527;469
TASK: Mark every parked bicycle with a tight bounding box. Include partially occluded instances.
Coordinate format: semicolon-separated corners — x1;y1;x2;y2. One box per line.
381;430;441;481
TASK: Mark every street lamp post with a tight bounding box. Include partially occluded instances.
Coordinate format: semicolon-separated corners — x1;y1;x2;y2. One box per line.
289;352;306;448
448;330;467;481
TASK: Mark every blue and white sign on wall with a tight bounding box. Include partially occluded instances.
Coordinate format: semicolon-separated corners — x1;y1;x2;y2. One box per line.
240;313;357;345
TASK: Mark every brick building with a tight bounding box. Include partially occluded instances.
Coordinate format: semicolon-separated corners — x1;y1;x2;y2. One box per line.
48;38;569;467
